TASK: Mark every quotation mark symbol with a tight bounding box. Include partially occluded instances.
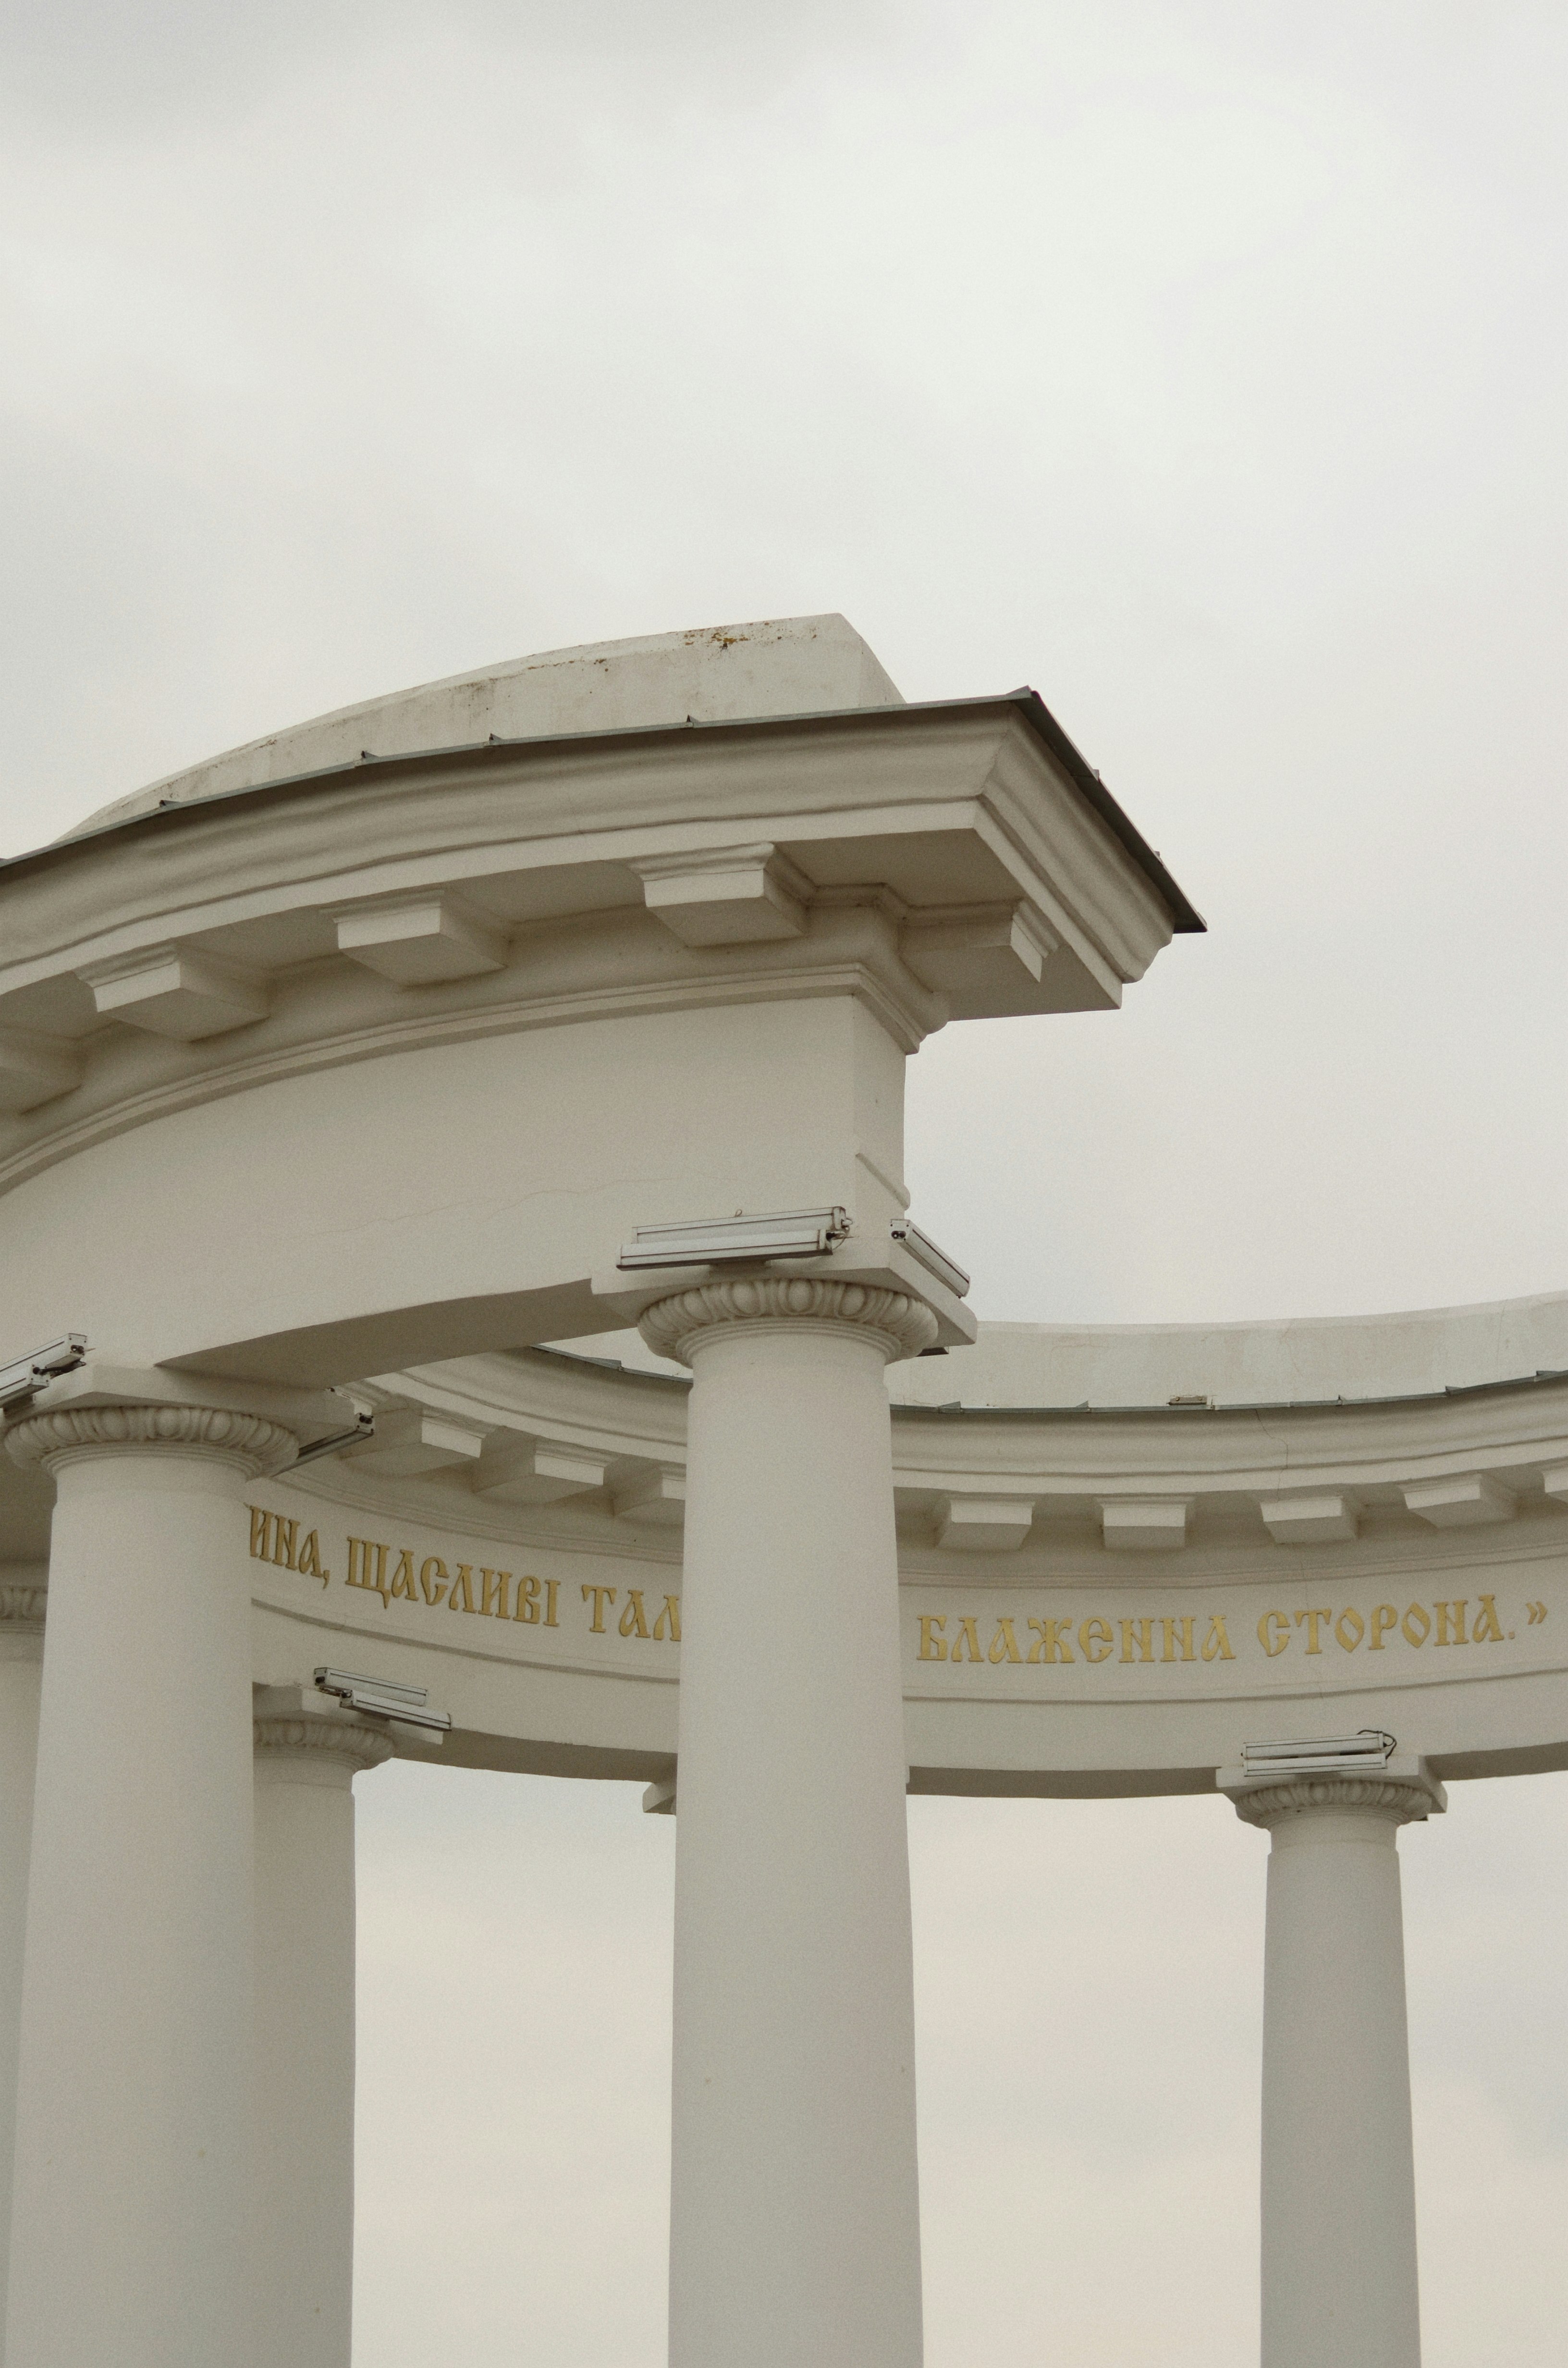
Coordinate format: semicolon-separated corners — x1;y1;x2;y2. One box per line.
1527;1602;1548;1625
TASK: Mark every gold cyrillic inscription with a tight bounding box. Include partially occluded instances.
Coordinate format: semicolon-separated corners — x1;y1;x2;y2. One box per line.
248;1517;637;1639
988;1618;1023;1664
915;1592;1527;1678
246;1506;330;1587
1027;1618;1075;1664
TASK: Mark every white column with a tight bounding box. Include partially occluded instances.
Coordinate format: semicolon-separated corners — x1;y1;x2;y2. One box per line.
639;1276;936;2368
252;1692;392;2368
1229;1769;1444;2368
0;1575;45;2344
3;1402;294;2368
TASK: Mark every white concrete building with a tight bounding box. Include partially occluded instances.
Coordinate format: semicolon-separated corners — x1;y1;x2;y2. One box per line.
0;614;1559;2366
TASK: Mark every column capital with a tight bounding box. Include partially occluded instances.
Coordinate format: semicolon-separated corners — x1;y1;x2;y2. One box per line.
639;1275;939;1367
1225;1768;1444;1830
253;1714;393;1775
0;1579;47;1632
5;1401;295;1479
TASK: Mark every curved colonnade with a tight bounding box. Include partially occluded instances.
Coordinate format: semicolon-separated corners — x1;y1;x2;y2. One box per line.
0;614;1555;2367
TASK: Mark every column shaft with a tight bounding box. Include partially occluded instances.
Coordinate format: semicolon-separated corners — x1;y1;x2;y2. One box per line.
646;1282;932;2368
0;1585;44;2343
4;1407;291;2368
253;1702;391;2368
1237;1776;1439;2368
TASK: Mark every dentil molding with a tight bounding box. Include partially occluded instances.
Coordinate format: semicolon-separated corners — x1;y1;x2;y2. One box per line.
639;1276;939;1367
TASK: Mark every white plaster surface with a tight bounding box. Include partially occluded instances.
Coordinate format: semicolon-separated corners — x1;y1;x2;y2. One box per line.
253;1700;389;2368
887;1292;1568;1410
5;612;1568;2368
1251;1788;1432;2368
0;1614;41;2342
68;615;903;837
5;1451;259;2368
667;1314;923;2368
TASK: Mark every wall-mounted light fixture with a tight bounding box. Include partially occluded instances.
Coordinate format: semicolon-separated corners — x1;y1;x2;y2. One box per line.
314;1667;452;1733
0;1334;87;1412
890;1220;970;1298
618;1207;851;1270
1241;1729;1396;1777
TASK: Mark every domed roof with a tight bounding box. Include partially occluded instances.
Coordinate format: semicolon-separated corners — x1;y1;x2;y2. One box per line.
65;613;904;840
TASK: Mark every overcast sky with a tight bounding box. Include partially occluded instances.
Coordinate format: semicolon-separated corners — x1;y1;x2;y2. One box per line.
4;4;1567;2362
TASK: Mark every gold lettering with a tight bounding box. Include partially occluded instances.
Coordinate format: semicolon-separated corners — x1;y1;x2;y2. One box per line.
1027;1618;1075;1665
345;1538;390;1607
1295;1607;1331;1654
1369;1603;1398;1650
295;1529;328;1584
513;1573;540;1624
1201;1615;1235;1662
1079;1618;1114;1665
583;1584;617;1634
449;1564;477;1614
951;1617;985;1664
652;1594;681;1642
419;1556;449;1606
1119;1619;1154;1664
619;1589;650;1639
248;1505;271;1560
545;1579;559;1628
988;1618;1023;1664
1472;1594;1505;1643
389;1550;418;1605
270;1516;297;1572
1403;1603;1431;1648
480;1569;511;1619
1434;1599;1468;1647
1160;1616;1196;1664
919;1616;948;1662
1335;1607;1364;1652
1258;1611;1290;1657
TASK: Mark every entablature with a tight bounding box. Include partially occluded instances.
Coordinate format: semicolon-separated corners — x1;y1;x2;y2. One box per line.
0;699;1192;1181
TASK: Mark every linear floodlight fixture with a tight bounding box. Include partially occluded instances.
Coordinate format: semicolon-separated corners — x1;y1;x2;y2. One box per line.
618;1207;851;1270
890;1220;970;1299
1242;1729;1397;1777
0;1334;88;1412
314;1667;453;1732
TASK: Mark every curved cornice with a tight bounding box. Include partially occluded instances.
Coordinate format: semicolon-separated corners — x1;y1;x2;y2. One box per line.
0;701;1185;1192
0;913;942;1192
332;1336;1568;1579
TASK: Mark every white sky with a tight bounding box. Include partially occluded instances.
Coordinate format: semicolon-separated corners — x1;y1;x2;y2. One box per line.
4;3;1567;2361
